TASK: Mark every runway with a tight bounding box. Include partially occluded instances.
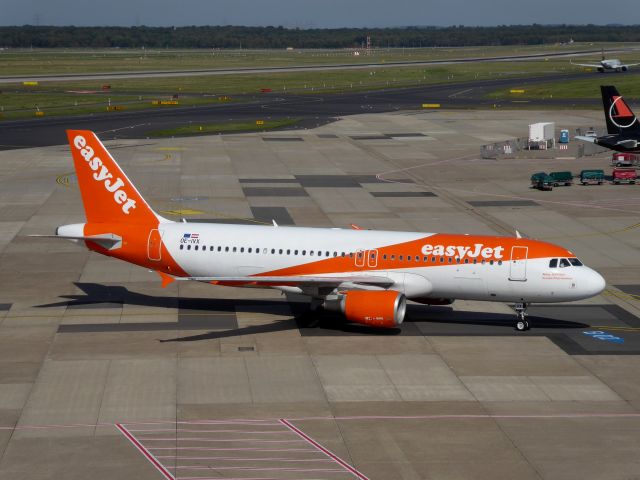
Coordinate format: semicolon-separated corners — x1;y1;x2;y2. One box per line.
0;71;627;150
0;47;620;84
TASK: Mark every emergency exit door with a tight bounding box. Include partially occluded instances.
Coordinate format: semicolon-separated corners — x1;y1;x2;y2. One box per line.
147;229;163;261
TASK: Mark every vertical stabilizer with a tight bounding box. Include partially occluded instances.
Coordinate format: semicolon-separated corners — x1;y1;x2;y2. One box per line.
601;86;640;134
66;130;165;225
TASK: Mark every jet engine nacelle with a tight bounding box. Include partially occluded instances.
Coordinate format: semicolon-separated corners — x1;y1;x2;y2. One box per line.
324;290;406;328
622;66;628;72
597;67;605;73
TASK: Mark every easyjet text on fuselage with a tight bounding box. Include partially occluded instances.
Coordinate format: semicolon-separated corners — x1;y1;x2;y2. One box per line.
421;243;505;259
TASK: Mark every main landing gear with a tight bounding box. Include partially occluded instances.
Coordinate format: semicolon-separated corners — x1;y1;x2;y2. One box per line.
514;302;530;331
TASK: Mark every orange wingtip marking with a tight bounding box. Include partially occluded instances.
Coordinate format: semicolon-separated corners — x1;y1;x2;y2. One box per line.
350;224;362;230
157;271;175;288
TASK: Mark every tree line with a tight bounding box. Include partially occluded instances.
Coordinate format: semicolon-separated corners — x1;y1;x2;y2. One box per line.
1;25;640;49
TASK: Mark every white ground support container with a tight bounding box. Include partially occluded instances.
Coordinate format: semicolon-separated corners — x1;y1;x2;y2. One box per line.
529;122;555;142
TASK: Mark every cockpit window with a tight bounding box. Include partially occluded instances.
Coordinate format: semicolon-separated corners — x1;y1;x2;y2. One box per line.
549;259;558;268
568;258;583;266
559;258;571;268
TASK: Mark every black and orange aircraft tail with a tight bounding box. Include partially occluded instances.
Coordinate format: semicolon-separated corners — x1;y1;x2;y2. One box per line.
601;85;640;135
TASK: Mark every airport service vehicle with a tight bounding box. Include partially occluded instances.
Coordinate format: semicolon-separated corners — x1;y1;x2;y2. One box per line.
611;168;637;184
577;86;640;153
580;169;605;185
530;172;554;190
611;152;639;167
570;50;640;73
549;171;573;186
41;130;606;332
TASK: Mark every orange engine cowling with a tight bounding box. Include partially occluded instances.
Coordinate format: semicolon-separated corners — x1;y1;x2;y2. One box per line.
326;290;406;328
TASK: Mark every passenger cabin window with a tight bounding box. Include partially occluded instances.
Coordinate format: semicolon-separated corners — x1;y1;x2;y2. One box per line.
549;259;558;268
559;258;571;268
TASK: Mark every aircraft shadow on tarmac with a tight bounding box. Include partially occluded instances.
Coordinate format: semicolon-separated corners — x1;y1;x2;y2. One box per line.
35;283;589;341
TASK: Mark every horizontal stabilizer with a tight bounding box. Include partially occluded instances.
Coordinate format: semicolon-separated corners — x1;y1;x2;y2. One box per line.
575;135;597;143
29;233;122;250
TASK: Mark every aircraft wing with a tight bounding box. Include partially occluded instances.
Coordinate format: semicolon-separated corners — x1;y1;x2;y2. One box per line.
575;135;597;143
622;63;640;68
157;271;394;288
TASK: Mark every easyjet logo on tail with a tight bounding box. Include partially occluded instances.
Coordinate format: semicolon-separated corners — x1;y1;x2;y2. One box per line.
421;243;505;259
73;135;137;214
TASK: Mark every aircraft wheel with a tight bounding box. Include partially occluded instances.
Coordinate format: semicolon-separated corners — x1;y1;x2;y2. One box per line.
516;320;529;332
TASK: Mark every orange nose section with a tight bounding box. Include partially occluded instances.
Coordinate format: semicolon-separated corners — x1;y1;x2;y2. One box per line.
342;290;406;328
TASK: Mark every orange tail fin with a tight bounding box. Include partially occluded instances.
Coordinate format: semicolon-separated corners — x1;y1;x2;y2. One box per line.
66;130;161;225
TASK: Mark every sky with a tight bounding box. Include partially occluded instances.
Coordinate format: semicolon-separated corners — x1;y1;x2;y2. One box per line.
1;0;639;28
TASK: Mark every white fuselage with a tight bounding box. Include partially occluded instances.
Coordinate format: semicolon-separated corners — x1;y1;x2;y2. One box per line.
156;223;605;304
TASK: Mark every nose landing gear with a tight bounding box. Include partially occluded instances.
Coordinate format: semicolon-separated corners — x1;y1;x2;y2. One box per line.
514;302;530;331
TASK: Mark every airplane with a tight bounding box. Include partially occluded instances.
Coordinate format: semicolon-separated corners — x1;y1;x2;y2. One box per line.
36;130;606;332
576;85;640;153
570;50;640;73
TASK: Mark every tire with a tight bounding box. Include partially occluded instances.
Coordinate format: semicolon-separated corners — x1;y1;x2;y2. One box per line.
516;320;527;331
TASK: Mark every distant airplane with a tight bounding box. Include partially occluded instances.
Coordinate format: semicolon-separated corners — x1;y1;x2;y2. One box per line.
576;85;640;153
571;50;640;72
35;130;606;332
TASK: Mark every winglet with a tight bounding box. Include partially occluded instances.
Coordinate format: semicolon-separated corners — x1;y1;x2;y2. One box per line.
157;271;175;288
350;223;362;230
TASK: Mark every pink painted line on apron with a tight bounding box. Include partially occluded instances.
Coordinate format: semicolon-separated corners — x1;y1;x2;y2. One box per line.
128;429;290;434
279;419;370;480
140;438;304;443
148;447;319;452
172;465;346;472
115;423;176;480
155;456;332;462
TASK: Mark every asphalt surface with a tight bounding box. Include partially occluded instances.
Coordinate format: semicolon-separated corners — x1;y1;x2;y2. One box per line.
3;71;633;150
